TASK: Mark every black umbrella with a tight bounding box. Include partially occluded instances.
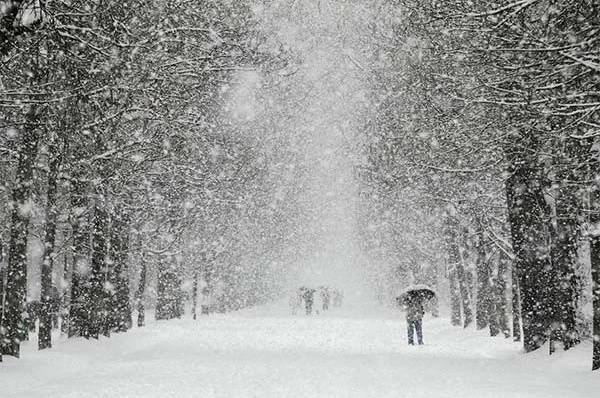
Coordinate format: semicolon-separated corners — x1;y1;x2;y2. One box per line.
396;284;436;304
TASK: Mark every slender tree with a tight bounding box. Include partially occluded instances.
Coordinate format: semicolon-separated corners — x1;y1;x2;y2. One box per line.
1;106;41;357
39;135;64;349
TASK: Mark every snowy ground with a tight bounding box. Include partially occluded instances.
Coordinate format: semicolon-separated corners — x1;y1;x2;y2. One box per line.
2;300;598;398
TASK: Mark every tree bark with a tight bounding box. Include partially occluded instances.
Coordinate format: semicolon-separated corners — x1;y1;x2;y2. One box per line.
475;227;490;330
88;204;109;339
590;232;600;371
505;132;552;352
456;238;473;328
589;141;600;370
39;138;63;350
0;244;6;362
445;217;462;326
0;117;40;358
156;258;182;320
136;255;147;327
192;269;199;320
109;210;132;333
60;253;70;335
68;178;90;338
548;137;588;353
511;262;522;342
549;193;581;353
496;253;510;338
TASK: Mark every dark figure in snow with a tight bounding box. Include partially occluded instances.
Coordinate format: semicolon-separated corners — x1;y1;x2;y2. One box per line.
403;295;425;345
332;289;344;307
320;286;330;311
302;287;315;315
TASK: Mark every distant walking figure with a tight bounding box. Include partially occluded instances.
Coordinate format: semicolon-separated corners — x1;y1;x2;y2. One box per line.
404;295;424;345
398;284;435;346
332;289;343;307
320;286;330;311
302;287;315;315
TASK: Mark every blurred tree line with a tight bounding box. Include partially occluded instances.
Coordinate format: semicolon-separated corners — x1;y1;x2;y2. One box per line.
357;0;600;370
0;0;293;359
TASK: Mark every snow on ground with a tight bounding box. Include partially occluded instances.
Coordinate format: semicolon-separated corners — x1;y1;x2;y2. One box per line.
2;300;598;398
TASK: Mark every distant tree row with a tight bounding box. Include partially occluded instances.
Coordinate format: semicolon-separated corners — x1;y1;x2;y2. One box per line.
0;0;292;360
358;0;600;370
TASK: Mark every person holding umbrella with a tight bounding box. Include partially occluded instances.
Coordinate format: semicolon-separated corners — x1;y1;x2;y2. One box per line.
398;284;435;346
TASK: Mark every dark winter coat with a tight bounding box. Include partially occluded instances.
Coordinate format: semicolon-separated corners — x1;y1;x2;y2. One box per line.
404;297;424;321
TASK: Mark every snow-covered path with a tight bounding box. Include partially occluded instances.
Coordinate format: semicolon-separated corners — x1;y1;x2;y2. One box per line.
2;302;598;398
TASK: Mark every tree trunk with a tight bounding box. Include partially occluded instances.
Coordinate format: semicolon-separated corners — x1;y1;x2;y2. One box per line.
38;138;63;350
68;178;90;338
88;204;109;339
511;262;522;342
445;218;462;326
507;167;553;352
496;253;510;338
505;134;553;352
0;119;40;358
156;259;182;320
476;228;490;330
136;255;147;327
588;140;600;370
109;210;132;333
60;253;70;335
457;266;473;328
592;232;600;371
0;248;6;362
449;270;462;326
548;137;587;353
456;237;473;328
192;269;199;320
549;196;581;353
488;272;500;337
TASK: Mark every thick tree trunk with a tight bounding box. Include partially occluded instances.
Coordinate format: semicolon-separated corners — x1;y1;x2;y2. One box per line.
589;141;600;370
505;134;553;352
0;120;40;358
39;139;63;350
549;201;580;353
548;137;587;353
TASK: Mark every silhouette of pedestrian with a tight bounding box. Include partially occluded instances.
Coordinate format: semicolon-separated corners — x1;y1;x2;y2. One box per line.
302;287;315;315
404;295;424;345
